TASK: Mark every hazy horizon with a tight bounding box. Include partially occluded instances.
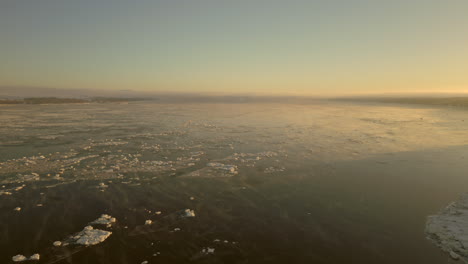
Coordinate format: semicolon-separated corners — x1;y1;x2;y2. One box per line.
2;86;468;100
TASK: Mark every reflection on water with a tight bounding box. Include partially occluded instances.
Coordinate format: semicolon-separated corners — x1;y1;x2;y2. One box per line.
1;102;467;263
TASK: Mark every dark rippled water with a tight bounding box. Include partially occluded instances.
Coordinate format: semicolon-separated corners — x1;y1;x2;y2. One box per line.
1;102;468;263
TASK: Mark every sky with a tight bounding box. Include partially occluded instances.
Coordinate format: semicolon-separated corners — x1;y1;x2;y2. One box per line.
1;0;468;95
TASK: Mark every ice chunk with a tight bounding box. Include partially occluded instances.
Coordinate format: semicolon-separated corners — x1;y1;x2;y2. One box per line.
90;214;116;226
14;207;21;211
264;166;285;173
182;209;195;217
207;163;238;173
201;247;215;254
141;261;148;264
145;220;153;225
450;251;460;260
98;182;108;188
14;185;26;191
426;193;468;262
11;254;40;262
12;255;27;262
72;226;112;246
53;241;62;247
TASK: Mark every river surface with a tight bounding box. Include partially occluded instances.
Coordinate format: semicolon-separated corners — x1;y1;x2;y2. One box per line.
1;101;468;263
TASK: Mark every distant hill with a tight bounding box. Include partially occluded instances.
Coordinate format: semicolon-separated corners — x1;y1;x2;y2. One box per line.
0;86;156;99
0;97;148;104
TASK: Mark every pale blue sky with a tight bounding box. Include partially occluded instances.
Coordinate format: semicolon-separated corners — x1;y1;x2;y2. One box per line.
1;0;468;95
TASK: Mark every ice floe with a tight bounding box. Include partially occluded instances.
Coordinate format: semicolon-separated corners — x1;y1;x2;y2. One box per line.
426;193;468;262
201;247;215;254
55;215;116;247
182;209;196;218
183;162;238;178
206;163;238;173
264;166;285;173
12;255;27;262
73;226;112;246
90;214;117;226
12;253;40;262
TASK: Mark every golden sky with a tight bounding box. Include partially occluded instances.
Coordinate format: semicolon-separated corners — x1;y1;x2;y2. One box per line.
1;0;468;95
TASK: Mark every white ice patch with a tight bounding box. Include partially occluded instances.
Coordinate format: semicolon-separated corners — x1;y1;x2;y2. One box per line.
182;209;195;217
12;255;27;262
73;226;112;246
426;193;468;262
90;214;116;226
12;254;40;262
206;163;238;174
201;247;215;254
264;166;285;173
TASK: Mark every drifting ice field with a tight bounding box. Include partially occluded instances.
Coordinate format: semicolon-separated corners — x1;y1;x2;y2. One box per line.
1;102;468;263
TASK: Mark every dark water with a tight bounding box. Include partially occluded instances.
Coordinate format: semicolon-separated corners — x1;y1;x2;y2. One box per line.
1;102;467;263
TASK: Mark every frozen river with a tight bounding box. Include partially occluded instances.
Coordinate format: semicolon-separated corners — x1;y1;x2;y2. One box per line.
1;101;468;263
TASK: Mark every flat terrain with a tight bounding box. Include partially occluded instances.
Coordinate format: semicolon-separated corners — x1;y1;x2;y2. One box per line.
334;96;468;108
